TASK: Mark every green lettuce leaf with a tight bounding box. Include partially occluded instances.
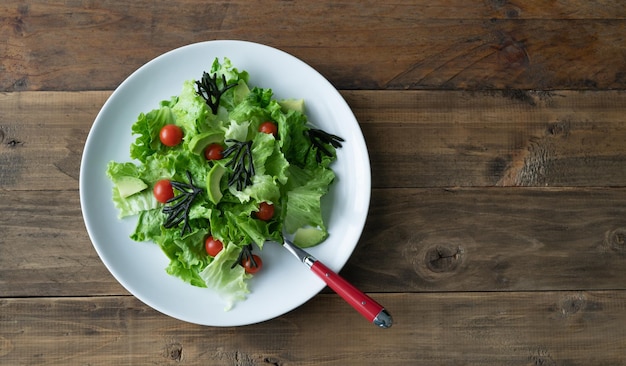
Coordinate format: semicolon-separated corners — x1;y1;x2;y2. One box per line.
226;210;282;248
129;105;177;163
110;185;158;218
199;241;252;311
130;209;164;242
228;174;280;205
224;120;250;142
283;165;336;235
160;228;210;288
201;57;251;114
229;87;274;128
225;132;289;205
170;80;210;139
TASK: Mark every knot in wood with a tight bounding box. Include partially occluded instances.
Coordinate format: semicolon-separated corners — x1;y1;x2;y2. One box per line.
504;7;520;18
403;232;469;283
604;228;626;253
490;0;522;19
425;245;462;273
500;42;528;67
264;357;282;366
559;293;586;316
162;341;183;361
556;293;596;321
494;33;530;69
546;120;571;137
6;139;22;147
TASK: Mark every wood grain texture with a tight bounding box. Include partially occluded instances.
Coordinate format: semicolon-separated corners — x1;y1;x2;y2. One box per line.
350;187;626;292
1;292;625;365
2;1;626;364
0;91;103;190
2;1;626;91
350;90;626;188
2;90;626;190
0;189;126;297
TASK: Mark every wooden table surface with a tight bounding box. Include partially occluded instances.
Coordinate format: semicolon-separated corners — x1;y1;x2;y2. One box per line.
2;1;626;365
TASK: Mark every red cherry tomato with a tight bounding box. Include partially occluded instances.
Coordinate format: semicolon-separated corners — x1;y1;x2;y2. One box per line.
255;202;274;221
205;236;224;257
204;143;224;160
242;254;263;274
258;121;278;137
159;124;183;147
153;179;174;203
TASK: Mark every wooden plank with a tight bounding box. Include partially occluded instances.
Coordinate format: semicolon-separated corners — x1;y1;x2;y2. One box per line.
348;187;626;292
2;1;626;91
0;91;106;190
0;189;127;297
3;187;626;297
1;291;625;365
349;90;626;188
2;90;626;191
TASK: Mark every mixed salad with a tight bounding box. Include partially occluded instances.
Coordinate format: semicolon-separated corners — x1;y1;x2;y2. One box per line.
106;58;343;309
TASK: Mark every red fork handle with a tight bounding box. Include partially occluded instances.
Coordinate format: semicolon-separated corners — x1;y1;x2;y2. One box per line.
310;261;393;328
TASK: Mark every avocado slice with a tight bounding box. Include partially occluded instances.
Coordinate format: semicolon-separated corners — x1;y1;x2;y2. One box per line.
114;176;148;198
188;131;224;155
206;164;226;204
278;99;305;114
292;227;328;248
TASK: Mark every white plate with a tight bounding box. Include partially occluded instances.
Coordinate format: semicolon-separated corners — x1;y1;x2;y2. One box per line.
80;40;371;326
